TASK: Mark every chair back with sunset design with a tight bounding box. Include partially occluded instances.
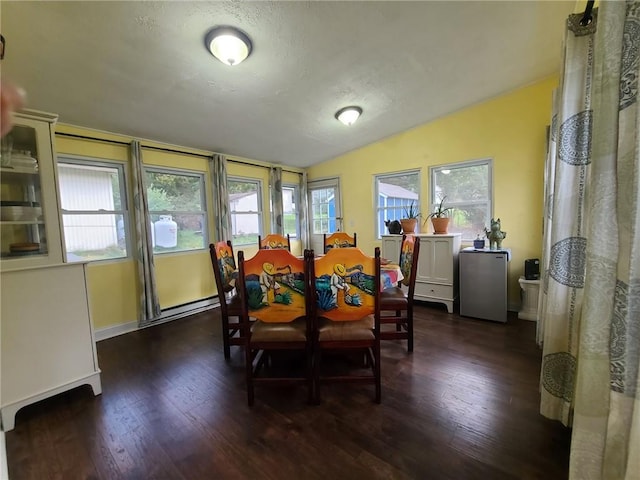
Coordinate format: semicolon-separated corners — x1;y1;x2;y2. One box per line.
209;241;243;360
258;233;291;251
399;235;420;291
323;232;357;253
237;248;313;405
379;235;421;352
312;246;381;403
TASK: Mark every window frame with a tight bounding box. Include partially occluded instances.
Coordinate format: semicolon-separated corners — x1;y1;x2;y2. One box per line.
429;158;493;242
56;154;130;263
308;177;342;234
282;183;300;239
228;175;264;247
374;169;421;239
145;166;209;255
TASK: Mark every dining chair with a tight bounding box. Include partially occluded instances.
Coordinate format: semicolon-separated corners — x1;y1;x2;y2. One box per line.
323;232;357;253
311;246;381;403
236;248;314;406
209;241;244;360
258;233;291;251
379;235;421;352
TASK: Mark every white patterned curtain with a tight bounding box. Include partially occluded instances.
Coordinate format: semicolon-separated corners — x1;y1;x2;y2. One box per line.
539;2;640;478
299;171;310;249
269;166;284;234
130;140;161;326
210;154;232;242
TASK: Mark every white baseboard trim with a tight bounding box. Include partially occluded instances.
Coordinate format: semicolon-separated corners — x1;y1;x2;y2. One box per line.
95;297;221;342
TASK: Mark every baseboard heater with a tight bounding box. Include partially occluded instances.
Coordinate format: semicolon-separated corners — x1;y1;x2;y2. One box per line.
155;296;219;323
95;296;221;341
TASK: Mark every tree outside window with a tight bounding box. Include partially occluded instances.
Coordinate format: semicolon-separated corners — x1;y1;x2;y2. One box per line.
430;159;492;241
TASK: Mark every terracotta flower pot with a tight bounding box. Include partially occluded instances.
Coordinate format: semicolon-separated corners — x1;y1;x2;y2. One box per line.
400;218;418;234
431;217;450;234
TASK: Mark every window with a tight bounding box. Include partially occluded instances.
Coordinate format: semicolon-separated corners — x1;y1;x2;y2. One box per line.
308;178;341;234
57;157;129;262
375;170;420;238
282;184;299;238
228;177;262;246
430;159;492;241
145;168;208;253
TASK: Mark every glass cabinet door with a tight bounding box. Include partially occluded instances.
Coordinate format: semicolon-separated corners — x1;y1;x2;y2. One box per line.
1;111;62;269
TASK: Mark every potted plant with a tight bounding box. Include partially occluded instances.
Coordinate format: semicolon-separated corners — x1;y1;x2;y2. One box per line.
425;196;453;234
400;201;420;234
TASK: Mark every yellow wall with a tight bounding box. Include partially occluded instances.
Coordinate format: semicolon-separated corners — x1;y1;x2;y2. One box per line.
55;125;303;331
55;128;139;330
55;126;223;329
308;76;557;308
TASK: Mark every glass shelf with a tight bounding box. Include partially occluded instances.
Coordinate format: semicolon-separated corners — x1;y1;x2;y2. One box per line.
1;110;61;269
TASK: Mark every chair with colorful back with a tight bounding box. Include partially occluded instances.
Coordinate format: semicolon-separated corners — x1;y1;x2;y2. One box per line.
380;235;421;352
258;233;291;251
323;232;357;253
236;247;314;406
311;246;381;403
209;241;243;360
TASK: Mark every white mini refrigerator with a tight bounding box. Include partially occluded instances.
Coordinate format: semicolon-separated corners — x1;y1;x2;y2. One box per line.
459;248;510;323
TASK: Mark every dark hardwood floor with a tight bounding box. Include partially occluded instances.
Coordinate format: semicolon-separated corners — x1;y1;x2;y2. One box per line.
5;303;571;480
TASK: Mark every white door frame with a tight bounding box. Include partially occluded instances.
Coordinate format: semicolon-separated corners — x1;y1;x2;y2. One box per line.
307;177;342;253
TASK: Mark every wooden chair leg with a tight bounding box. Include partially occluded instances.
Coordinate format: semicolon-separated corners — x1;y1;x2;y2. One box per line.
374;345;381;404
407;307;414;353
307;343;314;405
408;318;414;353
222;315;231;360
313;348;321;404
246;345;255;406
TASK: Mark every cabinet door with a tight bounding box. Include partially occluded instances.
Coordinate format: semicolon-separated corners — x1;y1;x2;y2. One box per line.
1;111;62;270
381;235;402;263
416;237;435;282
430;237;454;284
416;236;454;284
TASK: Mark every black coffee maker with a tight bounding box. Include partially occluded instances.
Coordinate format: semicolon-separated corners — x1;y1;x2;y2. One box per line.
525;259;540;280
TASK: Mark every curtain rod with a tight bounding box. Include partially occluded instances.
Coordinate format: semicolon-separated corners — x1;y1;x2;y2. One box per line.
57;132;208;159
228;157;302;175
580;0;595;26
55;131;131;147
56;132;302;174
141;144;210;159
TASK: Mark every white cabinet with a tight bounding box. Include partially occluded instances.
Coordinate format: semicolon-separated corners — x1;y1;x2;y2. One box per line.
414;234;461;313
381;234;403;263
1;110;63;271
1;263;102;431
381;233;461;313
0;110;102;431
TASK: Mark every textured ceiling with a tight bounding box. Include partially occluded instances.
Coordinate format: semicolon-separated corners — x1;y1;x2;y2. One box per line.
1;1;576;168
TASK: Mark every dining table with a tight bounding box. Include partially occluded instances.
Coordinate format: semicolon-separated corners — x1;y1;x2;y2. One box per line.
379;263;404;291
295;254;403;292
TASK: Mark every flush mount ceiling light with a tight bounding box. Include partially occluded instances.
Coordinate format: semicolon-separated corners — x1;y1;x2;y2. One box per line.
335;106;363;126
205;26;252;66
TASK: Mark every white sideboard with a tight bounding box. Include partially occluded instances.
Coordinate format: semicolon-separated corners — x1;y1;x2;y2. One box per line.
380;234;403;263
381;233;461;313
1;262;102;431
